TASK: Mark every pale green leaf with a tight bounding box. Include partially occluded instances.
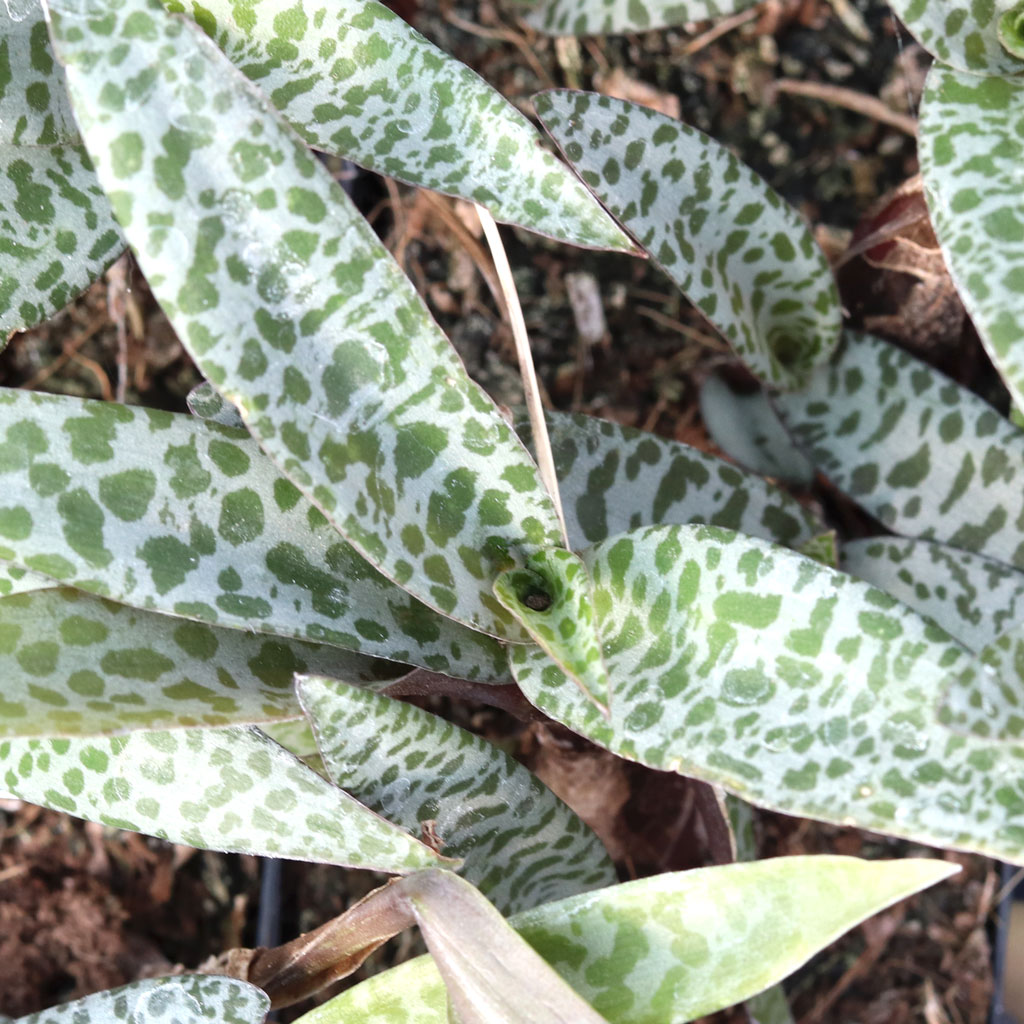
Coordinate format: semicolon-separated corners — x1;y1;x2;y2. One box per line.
0;724;444;869
298;675;616;915
298;856;956;1024
920;67;1024;409
775;332;1024;572
0;587;403;738
12;975;269;1024
161;0;632;252
514;408;824;549
699;372;814;486
0;561;56;596
526;0;760;36
0;389;508;681
510;523;1024;864
747;985;796;1024
493;547;611;712
888;0;1024;75
535;90;841;389
187;379;245;428
51;0;566;640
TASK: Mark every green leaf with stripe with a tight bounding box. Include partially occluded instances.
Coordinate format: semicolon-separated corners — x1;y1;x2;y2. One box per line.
298;675;616;915
296;856;956;1024
514;408;824;549
11;975;269;1024
525;0;760;36
0;389;508;682
775;332;1024;572
510;523;1024;865
888;0;1024;75
919;67;1024;411
0;723;444;870
0;587;403;738
534;90;841;389
50;0;566;640
160;0;632;252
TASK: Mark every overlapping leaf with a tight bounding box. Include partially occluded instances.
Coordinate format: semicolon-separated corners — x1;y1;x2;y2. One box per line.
0;723;444;869
297;857;956;1024
50;0;567;640
159;0;632;251
775;332;1024;572
0;587;403;738
188;379;245;428
0;561;54;597
919;67;1024;410
535;91;841;389
888;0;1024;75
0;390;508;681
514;408;824;549
510;523;1024;864
13;976;269;1024
525;0;759;36
299;675;616;915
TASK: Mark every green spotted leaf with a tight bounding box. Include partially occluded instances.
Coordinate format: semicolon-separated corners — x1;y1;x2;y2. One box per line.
161;0;632;252
535;90;841;389
841;537;1024;653
297;856;956;1024
526;0;760;35
699;372;815;486
510;523;1024;865
12;975;269;1024
514;408;824;549
0;587;403;738
494;548;611;713
0;561;55;597
920;67;1024;410
0;723;444;869
888;0;1024;75
187;379;245;428
51;0;565;640
0;389;508;681
775;332;1024;572
298;675;616;915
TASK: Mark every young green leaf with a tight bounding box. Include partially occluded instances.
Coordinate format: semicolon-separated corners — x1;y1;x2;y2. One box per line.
298;675;616;915
297;857;957;1024
513;408;824;549
0;587;403;738
534;90;841;389
699;372;815;486
510;523;1024;864
0;724;444;870
841;537;1024;653
11;975;269;1024
50;0;566;640
526;0;760;36
919;67;1024;410
0;390;508;682
887;0;1024;74
159;0;632;252
775;332;1024;572
494;548;612;713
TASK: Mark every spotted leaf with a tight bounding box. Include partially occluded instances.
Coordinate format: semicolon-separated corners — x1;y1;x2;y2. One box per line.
0;587;408;738
12;975;269;1024
920;67;1024;410
888;0;1024;75
159;0;632;252
0;724;444;869
526;0;759;36
298;857;956;1024
494;548;611;712
0;561;55;597
298;675;616;915
512;523;1024;865
775;332;1024;572
535;90;841;389
187;379;245;428
513;408;824;549
0;389;508;681
50;0;566;640
699;371;815;486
